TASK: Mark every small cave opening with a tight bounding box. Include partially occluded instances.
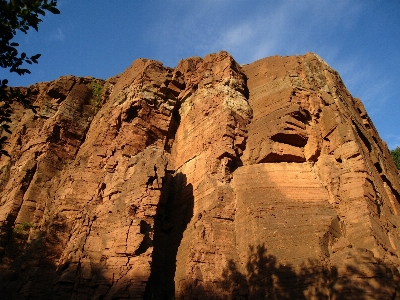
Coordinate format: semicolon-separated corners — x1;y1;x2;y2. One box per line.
291;109;311;125
258;152;306;163
47;125;61;143
229;158;244;173
270;133;308;148
123;105;139;123
47;88;68;101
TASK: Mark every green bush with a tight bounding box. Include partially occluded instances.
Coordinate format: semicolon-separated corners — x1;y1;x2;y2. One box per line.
13;221;35;238
90;80;104;112
14;221;34;231
390;147;400;170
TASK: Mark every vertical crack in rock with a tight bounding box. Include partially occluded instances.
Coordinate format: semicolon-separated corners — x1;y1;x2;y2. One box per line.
164;97;181;153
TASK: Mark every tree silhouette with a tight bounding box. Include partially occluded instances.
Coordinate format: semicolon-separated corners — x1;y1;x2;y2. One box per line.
176;244;399;300
0;0;60;155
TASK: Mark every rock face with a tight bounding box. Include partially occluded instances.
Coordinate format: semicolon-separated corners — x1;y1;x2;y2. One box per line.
0;51;400;299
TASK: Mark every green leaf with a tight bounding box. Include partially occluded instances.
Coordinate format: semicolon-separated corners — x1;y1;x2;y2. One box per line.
47;6;60;14
31;54;41;60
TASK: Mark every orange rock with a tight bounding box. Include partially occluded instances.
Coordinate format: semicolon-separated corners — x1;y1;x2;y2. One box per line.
0;52;400;299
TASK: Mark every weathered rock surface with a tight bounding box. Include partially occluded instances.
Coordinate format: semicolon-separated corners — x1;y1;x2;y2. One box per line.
0;51;400;299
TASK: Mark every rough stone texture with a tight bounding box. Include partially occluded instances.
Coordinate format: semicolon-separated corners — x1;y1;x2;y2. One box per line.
0;51;400;299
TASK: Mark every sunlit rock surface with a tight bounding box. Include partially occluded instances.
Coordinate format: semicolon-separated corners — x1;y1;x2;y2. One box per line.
1;51;400;299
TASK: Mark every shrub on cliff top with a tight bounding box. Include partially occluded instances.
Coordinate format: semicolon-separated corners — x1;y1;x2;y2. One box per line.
390;147;400;170
90;79;104;112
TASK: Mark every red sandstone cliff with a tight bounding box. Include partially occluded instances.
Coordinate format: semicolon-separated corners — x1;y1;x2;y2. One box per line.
0;51;400;299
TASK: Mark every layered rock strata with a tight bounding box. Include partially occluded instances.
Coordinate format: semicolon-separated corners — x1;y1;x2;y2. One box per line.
0;51;399;299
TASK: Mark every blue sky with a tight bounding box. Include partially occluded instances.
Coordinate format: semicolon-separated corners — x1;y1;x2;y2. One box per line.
1;0;399;149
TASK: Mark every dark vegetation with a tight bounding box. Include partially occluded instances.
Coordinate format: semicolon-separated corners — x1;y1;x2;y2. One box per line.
390;147;400;170
89;79;104;112
0;0;60;155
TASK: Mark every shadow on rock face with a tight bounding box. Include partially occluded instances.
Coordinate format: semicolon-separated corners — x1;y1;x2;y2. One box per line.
0;171;195;300
177;244;399;300
144;172;194;300
0;209;398;299
0;219;69;300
